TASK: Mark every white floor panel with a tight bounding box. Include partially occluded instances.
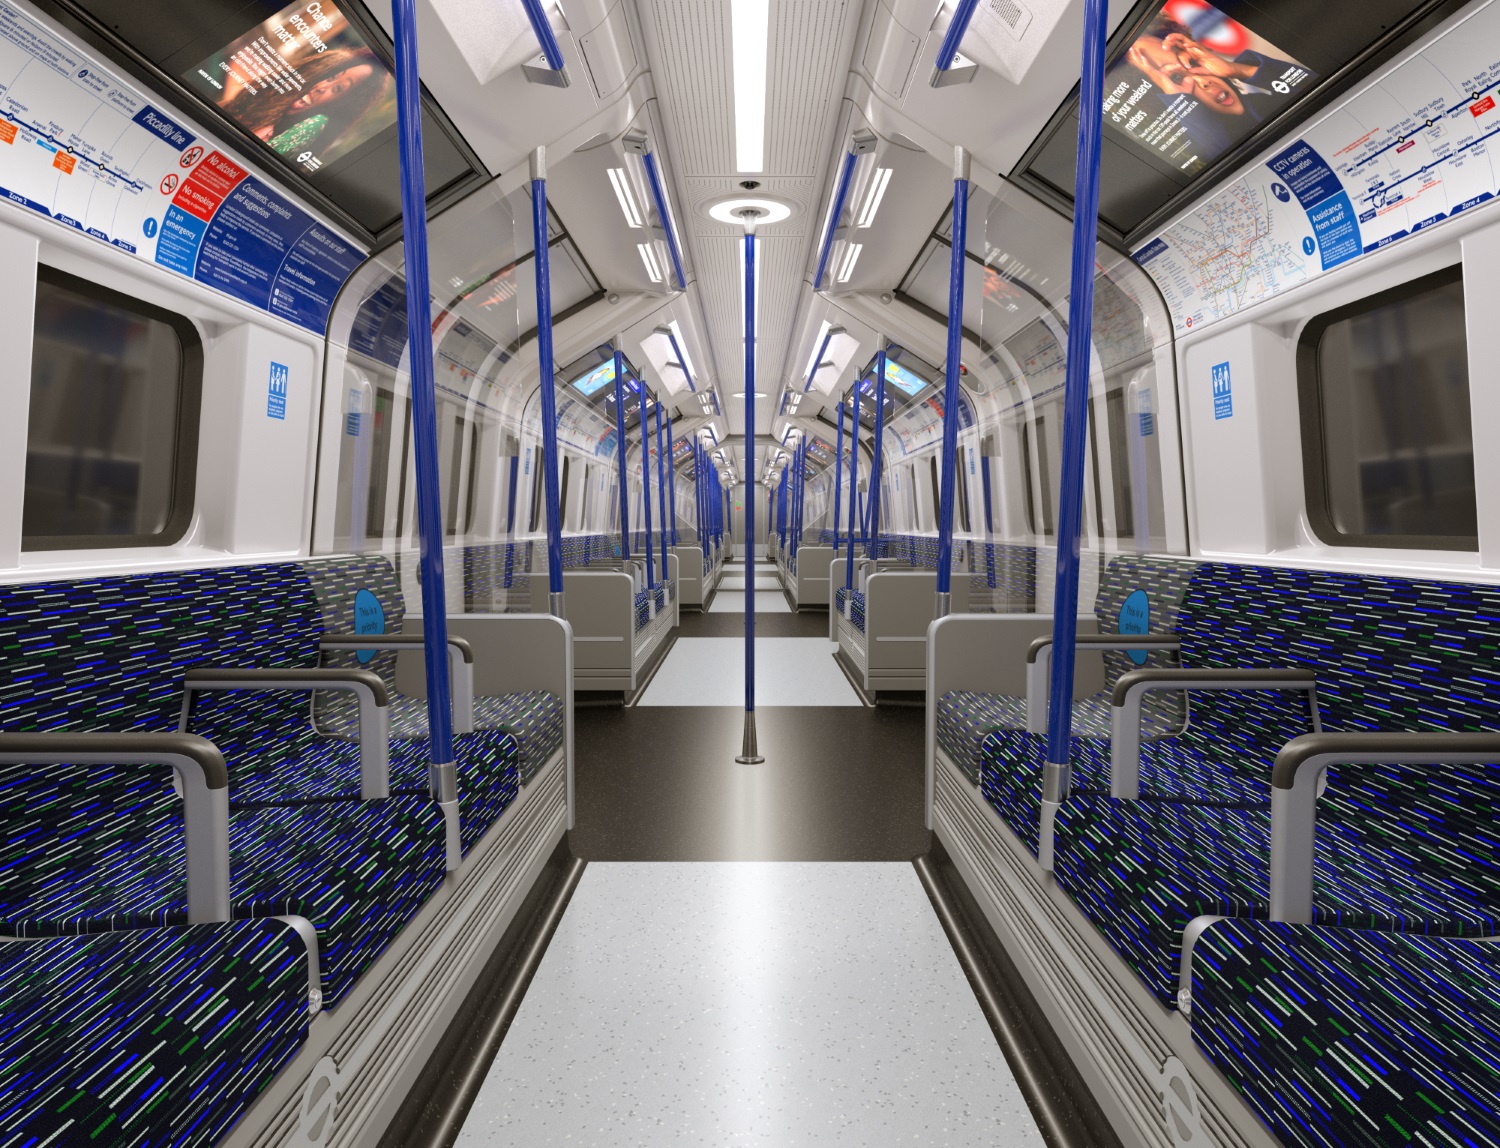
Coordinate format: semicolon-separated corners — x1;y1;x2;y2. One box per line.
454;863;1045;1148
720;576;780;592
639;638;857;706
708;590;790;614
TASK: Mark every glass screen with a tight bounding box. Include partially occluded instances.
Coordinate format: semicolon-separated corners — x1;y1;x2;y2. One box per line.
572;361;618;397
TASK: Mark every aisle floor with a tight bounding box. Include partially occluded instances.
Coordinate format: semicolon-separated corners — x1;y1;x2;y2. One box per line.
453;863;1045;1147
638;637;857;706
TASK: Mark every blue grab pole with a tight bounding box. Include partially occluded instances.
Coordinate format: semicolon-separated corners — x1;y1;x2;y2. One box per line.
866;353;888;560
667;415;677;546
665;330;695;391
520;0;566;70
832;401;845;555
813;150;859;291
738;217;762;762
845;391;858;593
530;150;565;616
935;149;971;614
389;0;456;819
932;0;980;72
642;151;687;292
612;351;631;560
639;378;656;589
656;399;668;574
1041;0;1111;868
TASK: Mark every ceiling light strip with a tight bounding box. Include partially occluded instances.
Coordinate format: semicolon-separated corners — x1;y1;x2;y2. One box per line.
731;0;769;172
641;150;688;290
608;168;643;227
857;167;893;228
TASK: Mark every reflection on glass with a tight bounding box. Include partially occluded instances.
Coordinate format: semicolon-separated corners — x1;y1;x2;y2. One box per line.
1314;273;1475;542
24;274;186;544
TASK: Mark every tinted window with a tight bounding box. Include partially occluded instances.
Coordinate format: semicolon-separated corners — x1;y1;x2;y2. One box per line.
1299;267;1474;548
24;268;200;548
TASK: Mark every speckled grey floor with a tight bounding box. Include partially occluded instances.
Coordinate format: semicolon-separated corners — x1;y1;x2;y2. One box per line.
638;637;857;706
721;574;781;591
453;863;1045;1147
708;590;791;614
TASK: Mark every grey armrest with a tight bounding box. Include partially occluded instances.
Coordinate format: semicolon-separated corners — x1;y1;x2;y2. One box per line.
183;668;391;800
1109;668;1319;799
321;633;476;735
1270;732;1500;924
0;733;230;924
1025;633;1179;735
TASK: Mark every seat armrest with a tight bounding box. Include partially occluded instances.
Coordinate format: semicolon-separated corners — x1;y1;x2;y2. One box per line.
1024;630;1165;735
321;634;475;735
0;732;230;923
1108;669;1318;799
1270;732;1500;924
183;668;391;800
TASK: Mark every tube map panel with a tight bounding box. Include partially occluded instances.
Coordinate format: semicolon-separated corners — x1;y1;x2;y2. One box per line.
1134;0;1500;334
0;2;363;333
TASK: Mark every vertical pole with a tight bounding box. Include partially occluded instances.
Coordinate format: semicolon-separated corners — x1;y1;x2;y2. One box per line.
666;414;678;547
845;390;858;595
833;401;845;555
738;211;764;763
866;351;888;561
935;147;971;618
389;0;458;859
656;400;669;576
639;379;656;590
530;148;566;619
1040;0;1111;871
612;351;631;561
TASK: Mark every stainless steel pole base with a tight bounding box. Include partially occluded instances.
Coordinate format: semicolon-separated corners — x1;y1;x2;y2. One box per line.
934;590;951;619
735;710;765;764
550;590;567;619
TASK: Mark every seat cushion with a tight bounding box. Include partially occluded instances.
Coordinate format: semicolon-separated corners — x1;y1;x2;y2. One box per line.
1190;919;1500;1148
834;587;866;633
936;690;1029;783
1052;760;1500;1007
0;771;448;1007
0;920;310;1145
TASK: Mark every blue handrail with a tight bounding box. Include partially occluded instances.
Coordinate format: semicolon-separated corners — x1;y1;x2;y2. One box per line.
832;401;845;554
666;414;678;546
803;326;837;392
613;351;631;561
664;328;695;391
389;0;455;808
655;398;669;573
639;377;656;589
520;0;566;71
935;148;970;613
932;0;980;74
813;150;859;290
845;391;858;592
531;150;565;616
642;151;687;291
865;352;888;560
742;222;759;745
1042;0;1111;866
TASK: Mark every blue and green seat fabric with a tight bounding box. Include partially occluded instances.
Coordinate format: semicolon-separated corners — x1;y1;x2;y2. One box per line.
1189;919;1500;1148
0;564;449;1005
934;554;1201;790
0;920;311;1145
1042;564;1500;1008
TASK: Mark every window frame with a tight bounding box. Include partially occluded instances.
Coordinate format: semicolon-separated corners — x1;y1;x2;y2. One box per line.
23;264;203;551
1296;264;1475;552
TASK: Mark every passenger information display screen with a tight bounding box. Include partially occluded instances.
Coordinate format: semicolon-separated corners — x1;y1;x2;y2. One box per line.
183;2;397;182
572;361;618;397
1104;0;1316;177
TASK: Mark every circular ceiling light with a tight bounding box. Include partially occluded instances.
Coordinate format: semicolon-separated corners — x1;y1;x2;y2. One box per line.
708;198;793;226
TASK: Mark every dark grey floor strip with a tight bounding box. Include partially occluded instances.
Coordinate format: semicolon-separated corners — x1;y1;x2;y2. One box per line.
913;840;1123;1148
378;837;587;1148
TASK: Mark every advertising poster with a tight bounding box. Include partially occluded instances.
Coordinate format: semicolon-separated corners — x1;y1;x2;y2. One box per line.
1104;0;1315;176
184;1;396;178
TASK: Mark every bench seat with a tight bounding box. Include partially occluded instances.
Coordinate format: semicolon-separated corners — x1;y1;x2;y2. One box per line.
0;920;311;1144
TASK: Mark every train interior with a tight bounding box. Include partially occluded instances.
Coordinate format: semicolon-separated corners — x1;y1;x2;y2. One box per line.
1;0;1498;1145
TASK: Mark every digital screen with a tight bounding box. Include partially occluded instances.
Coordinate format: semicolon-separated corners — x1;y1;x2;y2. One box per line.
572;361;618;396
184;2;398;181
1104;0;1315;177
870;359;928;397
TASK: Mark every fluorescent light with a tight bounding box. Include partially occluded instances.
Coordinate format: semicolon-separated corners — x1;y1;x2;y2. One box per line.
608;167;643;228
837;242;863;283
733;392;768;398
857;167;893;228
638;243;664;283
731;0;769;172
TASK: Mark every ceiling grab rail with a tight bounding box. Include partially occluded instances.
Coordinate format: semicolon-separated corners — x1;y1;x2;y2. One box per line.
865;351;888;562
738;207;765;764
531;147;566;619
389;0;459;865
1038;0;1111;874
520;0;570;83
659;326;696;391
803;325;840;392
612;350;632;563
813;132;875;291
935;147;971;619
640;147;688;292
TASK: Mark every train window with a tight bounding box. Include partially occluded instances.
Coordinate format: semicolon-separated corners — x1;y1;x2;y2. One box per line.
23;267;201;549
1298;267;1476;550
